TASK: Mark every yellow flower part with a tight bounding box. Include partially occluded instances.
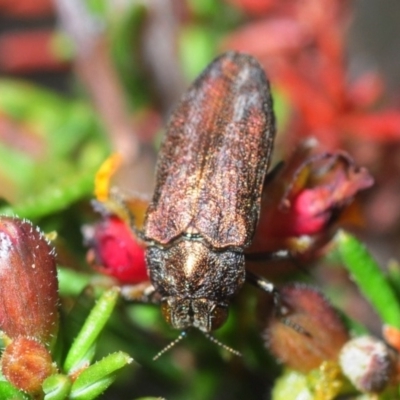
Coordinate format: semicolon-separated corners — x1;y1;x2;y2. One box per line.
95;154;123;202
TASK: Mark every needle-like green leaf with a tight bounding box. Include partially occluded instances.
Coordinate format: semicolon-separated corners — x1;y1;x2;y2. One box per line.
43;374;72;400
69;352;134;400
335;230;400;329
64;287;120;373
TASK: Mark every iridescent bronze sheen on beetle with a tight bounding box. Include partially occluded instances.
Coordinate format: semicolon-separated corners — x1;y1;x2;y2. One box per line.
144;52;276;332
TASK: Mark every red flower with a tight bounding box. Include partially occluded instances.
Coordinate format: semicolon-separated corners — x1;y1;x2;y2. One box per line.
84;215;148;284
87;154;149;284
248;140;374;255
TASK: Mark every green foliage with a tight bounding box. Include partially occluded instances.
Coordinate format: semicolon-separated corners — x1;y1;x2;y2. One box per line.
335;230;400;329
69;352;134;400
0;1;399;399
0;381;30;399
0;80;109;220
64;288;121;374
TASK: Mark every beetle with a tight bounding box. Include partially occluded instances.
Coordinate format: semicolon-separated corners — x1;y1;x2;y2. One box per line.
143;51;276;334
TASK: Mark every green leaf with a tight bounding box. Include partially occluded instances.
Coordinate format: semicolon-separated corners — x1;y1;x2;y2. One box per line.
86;0;107;15
64;287;120;373
0;81;108;160
43;374;72;400
0;143;36;192
387;259;400;297
69;351;134;400
134;398;167;400
0;79;109;217
110;4;149;110
271;88;292;133
187;0;219;17
57;267;92;297
179;25;217;81
0;381;28;399
335;230;400;329
0;168;96;219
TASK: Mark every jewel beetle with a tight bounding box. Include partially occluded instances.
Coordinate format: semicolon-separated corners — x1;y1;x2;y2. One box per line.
143;51;276;333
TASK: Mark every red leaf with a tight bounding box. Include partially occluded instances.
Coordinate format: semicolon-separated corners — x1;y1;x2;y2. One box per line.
0;31;69;74
0;0;54;17
224;0;276;15
225;18;310;56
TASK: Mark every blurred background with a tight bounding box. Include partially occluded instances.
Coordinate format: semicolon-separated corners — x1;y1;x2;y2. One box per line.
1;0;400;398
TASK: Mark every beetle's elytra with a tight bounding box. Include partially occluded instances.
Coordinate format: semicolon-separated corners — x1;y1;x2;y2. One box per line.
144;51;276;332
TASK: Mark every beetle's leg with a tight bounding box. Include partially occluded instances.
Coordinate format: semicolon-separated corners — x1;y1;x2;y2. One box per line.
245;269;275;294
246;270;311;336
244;249;290;262
263;160;285;187
120;282;161;304
245;249;312;279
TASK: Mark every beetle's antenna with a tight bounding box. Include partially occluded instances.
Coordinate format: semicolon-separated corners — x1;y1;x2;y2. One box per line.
153;331;187;361
203;333;242;357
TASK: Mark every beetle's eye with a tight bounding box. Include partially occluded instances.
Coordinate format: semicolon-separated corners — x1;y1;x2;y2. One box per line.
210;305;228;331
161;299;191;329
161;300;172;326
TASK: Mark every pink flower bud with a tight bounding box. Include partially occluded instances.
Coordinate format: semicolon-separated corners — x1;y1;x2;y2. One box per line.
339;336;397;393
0;217;59;344
250;140;373;256
264;283;349;372
1;337;55;395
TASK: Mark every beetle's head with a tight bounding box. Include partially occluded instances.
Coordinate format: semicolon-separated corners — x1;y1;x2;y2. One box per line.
161;297;228;332
146;240;245;332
